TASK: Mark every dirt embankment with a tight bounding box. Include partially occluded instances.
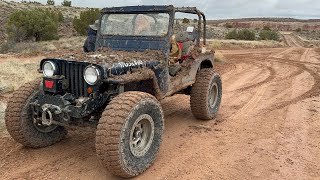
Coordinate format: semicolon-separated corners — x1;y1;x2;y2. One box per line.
1;33;320;179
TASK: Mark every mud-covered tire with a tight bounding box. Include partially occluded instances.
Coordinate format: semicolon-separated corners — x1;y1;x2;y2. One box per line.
4;80;67;148
190;69;222;120
96;91;164;178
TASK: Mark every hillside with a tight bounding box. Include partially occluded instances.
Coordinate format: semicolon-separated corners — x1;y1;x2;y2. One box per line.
0;0;89;42
208;18;320;31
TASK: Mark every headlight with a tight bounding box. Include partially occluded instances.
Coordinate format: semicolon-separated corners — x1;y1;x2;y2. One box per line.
84;66;100;85
43;61;57;77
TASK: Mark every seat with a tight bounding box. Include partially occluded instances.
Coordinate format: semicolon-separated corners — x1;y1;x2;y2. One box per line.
175;32;195;58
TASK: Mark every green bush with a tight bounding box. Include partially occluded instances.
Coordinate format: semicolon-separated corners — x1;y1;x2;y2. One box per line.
263;26;271;31
259;30;280;41
61;0;71;7
57;11;64;22
0;41;15;54
225;23;233;28
225;29;238;39
237;29;256;40
20;0;42;4
225;29;256;40
47;0;54;5
182;18;190;24
7;9;59;42
73;8;100;36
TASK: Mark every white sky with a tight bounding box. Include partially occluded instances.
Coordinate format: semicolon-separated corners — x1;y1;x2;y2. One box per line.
10;0;320;19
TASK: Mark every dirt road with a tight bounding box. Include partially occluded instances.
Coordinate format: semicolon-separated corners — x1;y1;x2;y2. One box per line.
1;35;320;179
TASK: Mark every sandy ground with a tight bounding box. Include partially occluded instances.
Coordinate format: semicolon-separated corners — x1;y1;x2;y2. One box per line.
1;34;320;179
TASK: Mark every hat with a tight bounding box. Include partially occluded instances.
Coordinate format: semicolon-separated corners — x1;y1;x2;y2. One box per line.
89;20;99;31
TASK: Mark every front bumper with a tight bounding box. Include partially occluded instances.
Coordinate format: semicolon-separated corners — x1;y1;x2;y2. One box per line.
31;93;105;123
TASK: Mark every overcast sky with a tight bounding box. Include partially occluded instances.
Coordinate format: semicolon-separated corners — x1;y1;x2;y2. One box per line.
11;0;320;19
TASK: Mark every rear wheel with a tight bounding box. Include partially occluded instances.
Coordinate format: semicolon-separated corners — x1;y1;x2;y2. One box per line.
190;69;222;120
5;80;67;148
96;91;164;178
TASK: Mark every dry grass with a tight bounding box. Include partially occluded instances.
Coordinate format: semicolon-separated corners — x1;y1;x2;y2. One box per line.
214;51;225;62
208;39;286;50
296;35;320;47
0;102;6;133
0;36;86;54
0;58;40;92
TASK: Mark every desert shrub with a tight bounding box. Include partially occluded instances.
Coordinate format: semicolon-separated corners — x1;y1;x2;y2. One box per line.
73;8;100;36
237;29;256;40
225;29;238;39
225;23;233;28
296;28;302;32
259;30;280;41
182;18;190;24
0;41;15;54
7;9;59;42
20;0;42;4
225;29;256;40
263;25;271;30
57;11;64;22
61;0;71;7
47;0;54;5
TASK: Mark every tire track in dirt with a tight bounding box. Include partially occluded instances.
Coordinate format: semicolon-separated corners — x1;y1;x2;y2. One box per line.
282;34;305;48
219;48;288;118
267;60;320;111
0;128;113;180
235;61;276;92
2;46;320;179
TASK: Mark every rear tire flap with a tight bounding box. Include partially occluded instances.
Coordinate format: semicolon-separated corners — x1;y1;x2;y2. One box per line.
5;79;67;148
96;91;164;178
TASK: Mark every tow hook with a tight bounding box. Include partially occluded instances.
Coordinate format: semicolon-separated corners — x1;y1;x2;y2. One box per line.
41;104;62;126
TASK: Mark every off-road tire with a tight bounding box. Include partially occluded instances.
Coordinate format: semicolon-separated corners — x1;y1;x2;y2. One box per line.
5;80;67;148
190;69;222;120
96;91;164;178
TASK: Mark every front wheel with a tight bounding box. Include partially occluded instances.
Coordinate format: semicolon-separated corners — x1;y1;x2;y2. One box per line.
190;69;222;120
5;80;67;148
96;91;164;178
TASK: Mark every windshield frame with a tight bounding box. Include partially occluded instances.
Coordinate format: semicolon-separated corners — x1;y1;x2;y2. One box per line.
95;10;174;54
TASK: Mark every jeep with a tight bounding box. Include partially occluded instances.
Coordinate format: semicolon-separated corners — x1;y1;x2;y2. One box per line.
5;5;222;178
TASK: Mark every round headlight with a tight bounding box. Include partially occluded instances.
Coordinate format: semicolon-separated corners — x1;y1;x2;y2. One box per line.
43;61;57;77
84;66;100;85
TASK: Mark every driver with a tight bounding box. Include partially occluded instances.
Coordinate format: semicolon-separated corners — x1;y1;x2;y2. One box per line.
134;15;151;35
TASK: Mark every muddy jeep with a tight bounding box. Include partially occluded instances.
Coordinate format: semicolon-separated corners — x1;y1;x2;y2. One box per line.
5;5;222;178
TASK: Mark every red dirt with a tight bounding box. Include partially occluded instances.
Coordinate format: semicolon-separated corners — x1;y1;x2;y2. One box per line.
1;34;320;179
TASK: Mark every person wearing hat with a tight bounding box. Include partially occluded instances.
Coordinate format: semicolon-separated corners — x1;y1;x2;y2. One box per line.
83;20;99;52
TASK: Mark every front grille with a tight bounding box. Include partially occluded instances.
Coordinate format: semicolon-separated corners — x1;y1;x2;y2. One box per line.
56;61;89;97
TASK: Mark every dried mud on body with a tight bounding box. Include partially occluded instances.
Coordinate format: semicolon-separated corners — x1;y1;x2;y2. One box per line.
1;34;320;179
58;48;165;64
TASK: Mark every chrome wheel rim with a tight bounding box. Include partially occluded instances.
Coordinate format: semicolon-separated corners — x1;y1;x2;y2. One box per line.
129;114;154;157
209;82;218;108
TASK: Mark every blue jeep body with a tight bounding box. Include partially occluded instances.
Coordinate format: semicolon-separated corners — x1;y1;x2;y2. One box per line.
34;5;214;123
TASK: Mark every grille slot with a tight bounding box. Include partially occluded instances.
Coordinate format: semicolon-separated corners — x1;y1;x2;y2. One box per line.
57;61;88;97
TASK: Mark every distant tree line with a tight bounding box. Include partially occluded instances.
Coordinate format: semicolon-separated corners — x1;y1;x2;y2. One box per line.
225;27;280;41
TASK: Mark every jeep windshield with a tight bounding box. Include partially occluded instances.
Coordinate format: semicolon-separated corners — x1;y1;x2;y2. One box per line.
100;13;170;37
